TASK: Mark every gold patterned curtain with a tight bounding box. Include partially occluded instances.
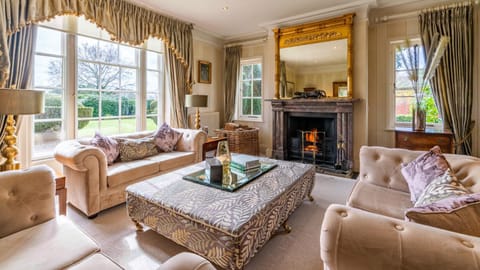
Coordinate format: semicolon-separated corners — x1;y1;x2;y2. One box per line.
0;0;194;88
419;2;474;154
0;25;37;158
224;45;242;123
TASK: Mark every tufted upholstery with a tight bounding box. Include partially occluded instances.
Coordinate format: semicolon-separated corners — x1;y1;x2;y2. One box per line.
0;165;122;269
321;146;480;270
158;252;217;270
54;128;207;217
0;165;55;238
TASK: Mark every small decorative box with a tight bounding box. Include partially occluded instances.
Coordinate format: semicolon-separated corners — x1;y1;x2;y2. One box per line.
205;158;223;184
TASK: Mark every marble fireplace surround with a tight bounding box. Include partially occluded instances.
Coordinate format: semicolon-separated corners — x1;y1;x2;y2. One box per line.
269;98;357;173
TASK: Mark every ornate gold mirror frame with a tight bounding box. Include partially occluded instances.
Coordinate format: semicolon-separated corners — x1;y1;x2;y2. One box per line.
273;13;355;99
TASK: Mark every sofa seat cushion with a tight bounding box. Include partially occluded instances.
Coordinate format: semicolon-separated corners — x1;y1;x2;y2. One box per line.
66;253;122;270
145;151;196;171
107;159;159;188
0;216;99;270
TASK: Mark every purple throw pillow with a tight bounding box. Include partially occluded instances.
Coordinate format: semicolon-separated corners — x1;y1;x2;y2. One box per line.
405;193;480;237
153;123;183;152
401;146;451;202
90;131;119;165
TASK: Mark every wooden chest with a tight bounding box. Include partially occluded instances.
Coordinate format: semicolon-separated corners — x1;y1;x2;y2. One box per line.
395;128;454;153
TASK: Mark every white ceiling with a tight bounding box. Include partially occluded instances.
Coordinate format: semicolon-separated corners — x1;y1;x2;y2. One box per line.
130;0;417;41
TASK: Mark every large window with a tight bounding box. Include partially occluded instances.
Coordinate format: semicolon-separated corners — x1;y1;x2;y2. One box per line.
32;20;165;160
393;41;441;126
237;58;262;121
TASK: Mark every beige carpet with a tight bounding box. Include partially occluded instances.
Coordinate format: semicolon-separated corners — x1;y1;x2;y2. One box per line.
68;173;355;270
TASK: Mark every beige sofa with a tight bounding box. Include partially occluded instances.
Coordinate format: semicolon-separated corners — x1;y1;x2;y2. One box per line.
54;129;207;217
321;146;480;270
0;165;122;269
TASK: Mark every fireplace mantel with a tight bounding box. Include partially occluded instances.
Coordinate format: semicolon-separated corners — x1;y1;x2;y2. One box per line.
268;97;359;173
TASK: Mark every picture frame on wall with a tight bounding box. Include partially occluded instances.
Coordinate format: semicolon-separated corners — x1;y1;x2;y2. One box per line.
198;60;212;84
333;81;348;97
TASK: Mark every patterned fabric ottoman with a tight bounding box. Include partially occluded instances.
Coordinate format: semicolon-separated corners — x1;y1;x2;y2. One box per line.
126;158;315;270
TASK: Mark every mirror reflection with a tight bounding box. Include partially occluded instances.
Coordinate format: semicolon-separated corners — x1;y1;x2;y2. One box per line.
279;39;347;98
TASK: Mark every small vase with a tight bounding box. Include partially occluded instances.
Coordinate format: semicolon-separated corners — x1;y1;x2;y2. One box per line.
413;106;426;132
216;141;232;186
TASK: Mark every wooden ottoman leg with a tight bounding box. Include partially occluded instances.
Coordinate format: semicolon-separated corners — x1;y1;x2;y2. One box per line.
132;218;144;232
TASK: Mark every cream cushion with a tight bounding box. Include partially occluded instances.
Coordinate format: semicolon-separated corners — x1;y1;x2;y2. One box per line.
107;159;159;188
146;151;196;171
0;216;99;270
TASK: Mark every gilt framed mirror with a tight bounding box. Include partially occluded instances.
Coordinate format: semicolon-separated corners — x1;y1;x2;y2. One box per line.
273;13;354;99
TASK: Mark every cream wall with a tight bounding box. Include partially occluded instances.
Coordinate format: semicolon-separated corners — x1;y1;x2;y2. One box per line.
368;1;480;156
190;31;225;127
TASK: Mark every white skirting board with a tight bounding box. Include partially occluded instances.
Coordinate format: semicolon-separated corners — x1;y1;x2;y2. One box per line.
188;111;219;136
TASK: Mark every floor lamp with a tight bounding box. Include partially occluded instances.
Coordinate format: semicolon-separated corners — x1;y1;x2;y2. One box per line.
0;89;44;171
185;94;208;129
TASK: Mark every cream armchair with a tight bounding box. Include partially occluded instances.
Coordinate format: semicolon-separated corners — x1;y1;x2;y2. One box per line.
320;146;480;270
0;165;122;269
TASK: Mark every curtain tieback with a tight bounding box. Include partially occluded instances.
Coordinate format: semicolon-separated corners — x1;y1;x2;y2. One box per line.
453;120;475;147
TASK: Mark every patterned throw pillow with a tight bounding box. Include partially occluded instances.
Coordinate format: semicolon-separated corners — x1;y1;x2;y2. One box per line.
414;169;469;207
91;131;119;165
406;193;480;237
117;137;159;162
153;123;183;152
401;146;451;202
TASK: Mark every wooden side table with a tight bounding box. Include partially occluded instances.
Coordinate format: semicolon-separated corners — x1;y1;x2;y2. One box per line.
202;137;227;160
55;176;67;215
395;127;454;153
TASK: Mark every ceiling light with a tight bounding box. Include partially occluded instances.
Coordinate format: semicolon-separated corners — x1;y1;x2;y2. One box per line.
222;6;229;11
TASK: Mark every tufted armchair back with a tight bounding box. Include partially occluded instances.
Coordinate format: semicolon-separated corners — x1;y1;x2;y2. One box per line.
347;146;480;219
0;165;56;238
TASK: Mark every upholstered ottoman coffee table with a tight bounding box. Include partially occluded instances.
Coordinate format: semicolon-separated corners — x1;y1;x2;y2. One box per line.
126;158;315;270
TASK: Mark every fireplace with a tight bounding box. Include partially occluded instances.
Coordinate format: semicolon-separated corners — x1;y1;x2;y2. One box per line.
269;98;356;175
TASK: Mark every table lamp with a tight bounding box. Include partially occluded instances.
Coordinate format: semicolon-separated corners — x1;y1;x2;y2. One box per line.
185;94;208;129
0;89;44;171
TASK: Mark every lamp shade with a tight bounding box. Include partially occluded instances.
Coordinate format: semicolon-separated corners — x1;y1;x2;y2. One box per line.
0;89;44;115
185;94;208;108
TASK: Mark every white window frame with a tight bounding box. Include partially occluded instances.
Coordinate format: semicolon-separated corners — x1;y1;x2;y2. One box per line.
387;39;443;130
29;24;165;162
236;57;263;122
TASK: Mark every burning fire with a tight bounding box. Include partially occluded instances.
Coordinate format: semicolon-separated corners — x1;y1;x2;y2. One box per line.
304;129;318;152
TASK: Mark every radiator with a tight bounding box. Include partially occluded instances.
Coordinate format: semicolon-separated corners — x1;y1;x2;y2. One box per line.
188;111;219;136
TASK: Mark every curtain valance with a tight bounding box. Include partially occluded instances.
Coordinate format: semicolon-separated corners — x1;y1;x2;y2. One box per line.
0;0;193;87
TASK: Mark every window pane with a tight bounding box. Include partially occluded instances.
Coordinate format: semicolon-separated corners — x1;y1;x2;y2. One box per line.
36;28;63;55
78;91;99;117
101;65;120;90
242;81;252;96
120;68;136;90
395;71;414;89
78;62;99;89
146;94;158;114
242;98;251;115
147;51;160;70
99;119;120;136
395;96;414;123
146;115;158;131
119;44;137;66
77;36;98;61
253;64;262;79
101;92;119;117
34;55;62;88
242;65;252;79
120;118;136;133
253;80;261;97
147;71;159;92
252;99;262;115
34;120;63;156
98;40;118;63
35;90;63;121
77;119;98;138
121;93;136;116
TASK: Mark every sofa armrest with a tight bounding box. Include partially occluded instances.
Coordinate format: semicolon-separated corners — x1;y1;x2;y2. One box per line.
174;128;207;162
54;140;107;172
320;204;480;270
0;165;56;238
